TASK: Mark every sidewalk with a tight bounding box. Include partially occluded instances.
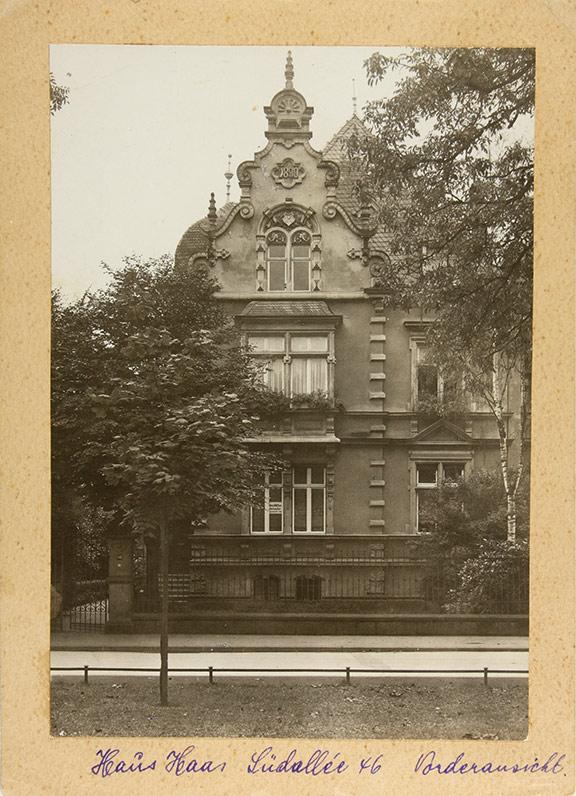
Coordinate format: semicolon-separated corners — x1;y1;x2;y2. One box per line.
51;632;528;653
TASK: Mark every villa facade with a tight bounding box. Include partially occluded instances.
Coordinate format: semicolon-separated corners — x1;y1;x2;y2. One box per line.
107;53;523;634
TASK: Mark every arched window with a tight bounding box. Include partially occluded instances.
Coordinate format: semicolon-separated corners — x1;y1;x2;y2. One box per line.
266;228;311;292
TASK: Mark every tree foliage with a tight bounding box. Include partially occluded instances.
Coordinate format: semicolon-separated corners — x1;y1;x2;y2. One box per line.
50;72;70;115
52;256;282;585
415;468;530;613
358;48;534;541
443;538;529;614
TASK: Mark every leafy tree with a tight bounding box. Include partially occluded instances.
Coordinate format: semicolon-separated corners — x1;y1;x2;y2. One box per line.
50;72;70;115
443;538;529;614
415;468;529;611
73;255;280;704
51;290;106;606
358;48;534;542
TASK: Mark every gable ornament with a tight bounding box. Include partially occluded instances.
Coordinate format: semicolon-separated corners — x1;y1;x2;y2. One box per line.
271;158;306;189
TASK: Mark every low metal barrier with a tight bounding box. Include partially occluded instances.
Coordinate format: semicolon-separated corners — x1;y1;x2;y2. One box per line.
51;664;528;685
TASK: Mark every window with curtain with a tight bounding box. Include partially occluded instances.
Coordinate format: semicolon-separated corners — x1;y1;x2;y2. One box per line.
266;228;311;292
248;334;329;396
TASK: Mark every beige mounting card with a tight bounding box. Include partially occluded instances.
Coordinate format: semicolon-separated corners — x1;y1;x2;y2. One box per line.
0;1;575;794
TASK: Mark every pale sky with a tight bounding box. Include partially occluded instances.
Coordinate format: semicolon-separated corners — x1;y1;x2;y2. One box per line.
50;45;406;298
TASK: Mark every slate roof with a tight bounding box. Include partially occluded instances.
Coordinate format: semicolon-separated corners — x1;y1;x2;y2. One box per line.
322;115;390;253
239;301;337;317
175;202;237;268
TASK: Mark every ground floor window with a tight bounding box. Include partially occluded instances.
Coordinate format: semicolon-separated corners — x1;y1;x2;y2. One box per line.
249;465;328;535
253;575;281;600
250;471;284;534
416;461;465;532
295;575;323;600
293;465;326;534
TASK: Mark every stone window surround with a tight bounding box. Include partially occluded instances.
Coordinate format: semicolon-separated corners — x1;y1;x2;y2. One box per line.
245;463;333;536
244;329;336;399
408;450;473;534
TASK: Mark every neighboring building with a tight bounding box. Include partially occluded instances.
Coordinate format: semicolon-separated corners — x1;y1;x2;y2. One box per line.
109;53;524;633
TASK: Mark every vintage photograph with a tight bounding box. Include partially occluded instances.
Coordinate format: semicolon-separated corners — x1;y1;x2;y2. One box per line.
50;45;532;739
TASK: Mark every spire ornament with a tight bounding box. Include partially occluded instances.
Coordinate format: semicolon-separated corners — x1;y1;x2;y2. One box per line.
285;50;294;89
207;192;217;223
224;154;233;202
264;51;314;143
352;78;357;115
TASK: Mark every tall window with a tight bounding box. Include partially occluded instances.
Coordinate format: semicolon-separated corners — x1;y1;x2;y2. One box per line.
293;465;326;534
250;471;284;534
414;345;460;406
248;334;329;396
266;228;311;292
415;461;465;532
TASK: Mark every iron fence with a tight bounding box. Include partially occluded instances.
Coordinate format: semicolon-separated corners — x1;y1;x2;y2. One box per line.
59;598;109;632
134;563;528;615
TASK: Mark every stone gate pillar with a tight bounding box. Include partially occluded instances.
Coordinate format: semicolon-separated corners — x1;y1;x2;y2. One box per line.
107;532;134;631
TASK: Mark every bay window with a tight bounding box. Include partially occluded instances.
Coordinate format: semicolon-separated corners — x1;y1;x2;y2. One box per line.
248;333;330;397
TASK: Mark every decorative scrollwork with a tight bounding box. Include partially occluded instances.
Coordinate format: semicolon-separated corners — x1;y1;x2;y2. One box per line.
214;249;230;260
319;159;340;188
264;206;314;231
347;248;363;260
322;202;338;220
267;230;287;245
369;254;392;278
292;230;311;245
236;161;254;188
238;202;255;219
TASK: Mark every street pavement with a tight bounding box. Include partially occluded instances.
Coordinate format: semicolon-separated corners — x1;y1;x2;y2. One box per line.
51;646;528;680
51;632;528;653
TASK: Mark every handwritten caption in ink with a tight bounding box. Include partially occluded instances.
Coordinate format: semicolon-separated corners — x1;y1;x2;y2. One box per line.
89;746;567;779
90;746;382;778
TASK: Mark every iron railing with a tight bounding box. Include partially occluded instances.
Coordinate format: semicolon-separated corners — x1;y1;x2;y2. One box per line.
50;664;529;685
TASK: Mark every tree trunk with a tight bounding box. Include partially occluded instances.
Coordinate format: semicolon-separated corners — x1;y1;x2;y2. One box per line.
506;493;516;544
159;512;169;706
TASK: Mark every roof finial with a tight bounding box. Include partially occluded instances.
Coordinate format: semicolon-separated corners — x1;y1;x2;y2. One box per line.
352;78;357;115
285;50;294;89
224;154;233;202
208;192;217;223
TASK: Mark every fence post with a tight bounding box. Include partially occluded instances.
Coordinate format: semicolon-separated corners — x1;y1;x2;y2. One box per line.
483;667;488;686
345;666;351;685
84;665;89;684
208;666;214;685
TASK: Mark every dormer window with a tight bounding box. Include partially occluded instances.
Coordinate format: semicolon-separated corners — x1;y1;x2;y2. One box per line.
266;228;311;292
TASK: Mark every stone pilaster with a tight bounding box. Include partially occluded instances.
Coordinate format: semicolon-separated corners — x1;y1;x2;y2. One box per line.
107;533;134;630
368;298;386;531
